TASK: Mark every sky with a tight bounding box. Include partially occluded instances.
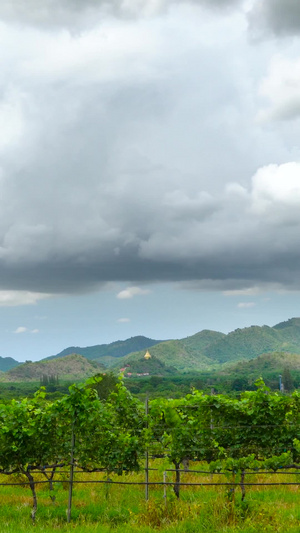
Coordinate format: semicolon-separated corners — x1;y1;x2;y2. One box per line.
1;0;300;361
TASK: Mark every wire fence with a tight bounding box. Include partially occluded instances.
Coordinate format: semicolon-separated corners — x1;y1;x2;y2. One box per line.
2;397;300;522
1;464;300;494
1;459;300;526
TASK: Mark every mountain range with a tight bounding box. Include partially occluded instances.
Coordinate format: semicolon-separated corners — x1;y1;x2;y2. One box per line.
1;317;300;380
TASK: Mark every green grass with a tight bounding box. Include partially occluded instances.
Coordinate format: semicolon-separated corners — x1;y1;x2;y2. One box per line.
0;466;299;532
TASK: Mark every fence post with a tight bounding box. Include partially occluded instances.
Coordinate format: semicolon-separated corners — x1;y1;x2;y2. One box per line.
163;471;167;506
174;462;180;499
67;417;75;523
145;395;149;501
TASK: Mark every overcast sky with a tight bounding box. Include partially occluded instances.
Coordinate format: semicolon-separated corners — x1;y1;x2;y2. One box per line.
1;0;300;361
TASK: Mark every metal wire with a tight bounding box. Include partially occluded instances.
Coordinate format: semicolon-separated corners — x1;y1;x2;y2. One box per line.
1;479;300;488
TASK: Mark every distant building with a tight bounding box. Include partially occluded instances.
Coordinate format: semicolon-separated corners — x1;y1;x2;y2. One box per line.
144;350;151;360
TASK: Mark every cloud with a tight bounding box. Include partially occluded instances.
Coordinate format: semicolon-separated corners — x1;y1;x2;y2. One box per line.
250;162;300;221
117;317;131;323
14;326;27;334
0;0;241;29
0;90;26;152
117;287;151;299
237;302;256;308
0;6;300;297
248;0;300;38
224;287;263;296
13;326;39;333
1;157;300;294
0;291;50;307
134;161;300;291
257;56;300;122
179;280;287;294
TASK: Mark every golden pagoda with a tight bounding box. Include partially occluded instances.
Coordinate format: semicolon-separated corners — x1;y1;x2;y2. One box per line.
144;350;151;360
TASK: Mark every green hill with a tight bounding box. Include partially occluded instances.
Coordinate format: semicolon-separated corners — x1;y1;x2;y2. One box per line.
273;318;300;345
0;354;103;382
180;329;226;353
121;355;177;376
227;352;300;376
0;356;20;372
113;336;221;372
44;336;163;365
218;352;300;391
202;320;300;364
112;319;300;372
202;325;284;363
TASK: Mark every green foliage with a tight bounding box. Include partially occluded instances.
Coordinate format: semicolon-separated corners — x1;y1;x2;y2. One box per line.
0;378;147;520
147;381;300;472
2;378;300;521
231;377;249;391
87;372;119;400
282;367;294;391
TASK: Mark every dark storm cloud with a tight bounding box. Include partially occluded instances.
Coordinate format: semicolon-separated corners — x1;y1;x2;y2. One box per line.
1;0;300;297
1;154;300;294
249;0;300;38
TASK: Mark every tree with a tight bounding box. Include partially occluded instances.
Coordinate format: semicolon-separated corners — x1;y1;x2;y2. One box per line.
87;372;119;400
282;367;294;392
231;377;249;391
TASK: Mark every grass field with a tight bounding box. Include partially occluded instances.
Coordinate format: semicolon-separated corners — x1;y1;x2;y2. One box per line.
1;462;300;533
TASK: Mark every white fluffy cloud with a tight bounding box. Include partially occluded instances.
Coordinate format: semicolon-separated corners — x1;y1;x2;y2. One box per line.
13;326;40;333
250;162;300;215
117;287;151;299
257;55;300;122
14;326;27;334
0;291;50;306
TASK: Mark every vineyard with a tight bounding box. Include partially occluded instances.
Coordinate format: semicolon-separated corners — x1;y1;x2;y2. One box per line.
1;376;300;530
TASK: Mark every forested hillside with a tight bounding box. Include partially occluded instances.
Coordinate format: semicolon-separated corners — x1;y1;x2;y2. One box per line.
44;335;162;366
115;339;216;372
113;318;300;372
0;354;103;382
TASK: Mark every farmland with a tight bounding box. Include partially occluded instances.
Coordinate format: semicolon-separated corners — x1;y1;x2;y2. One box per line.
1;376;300;531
